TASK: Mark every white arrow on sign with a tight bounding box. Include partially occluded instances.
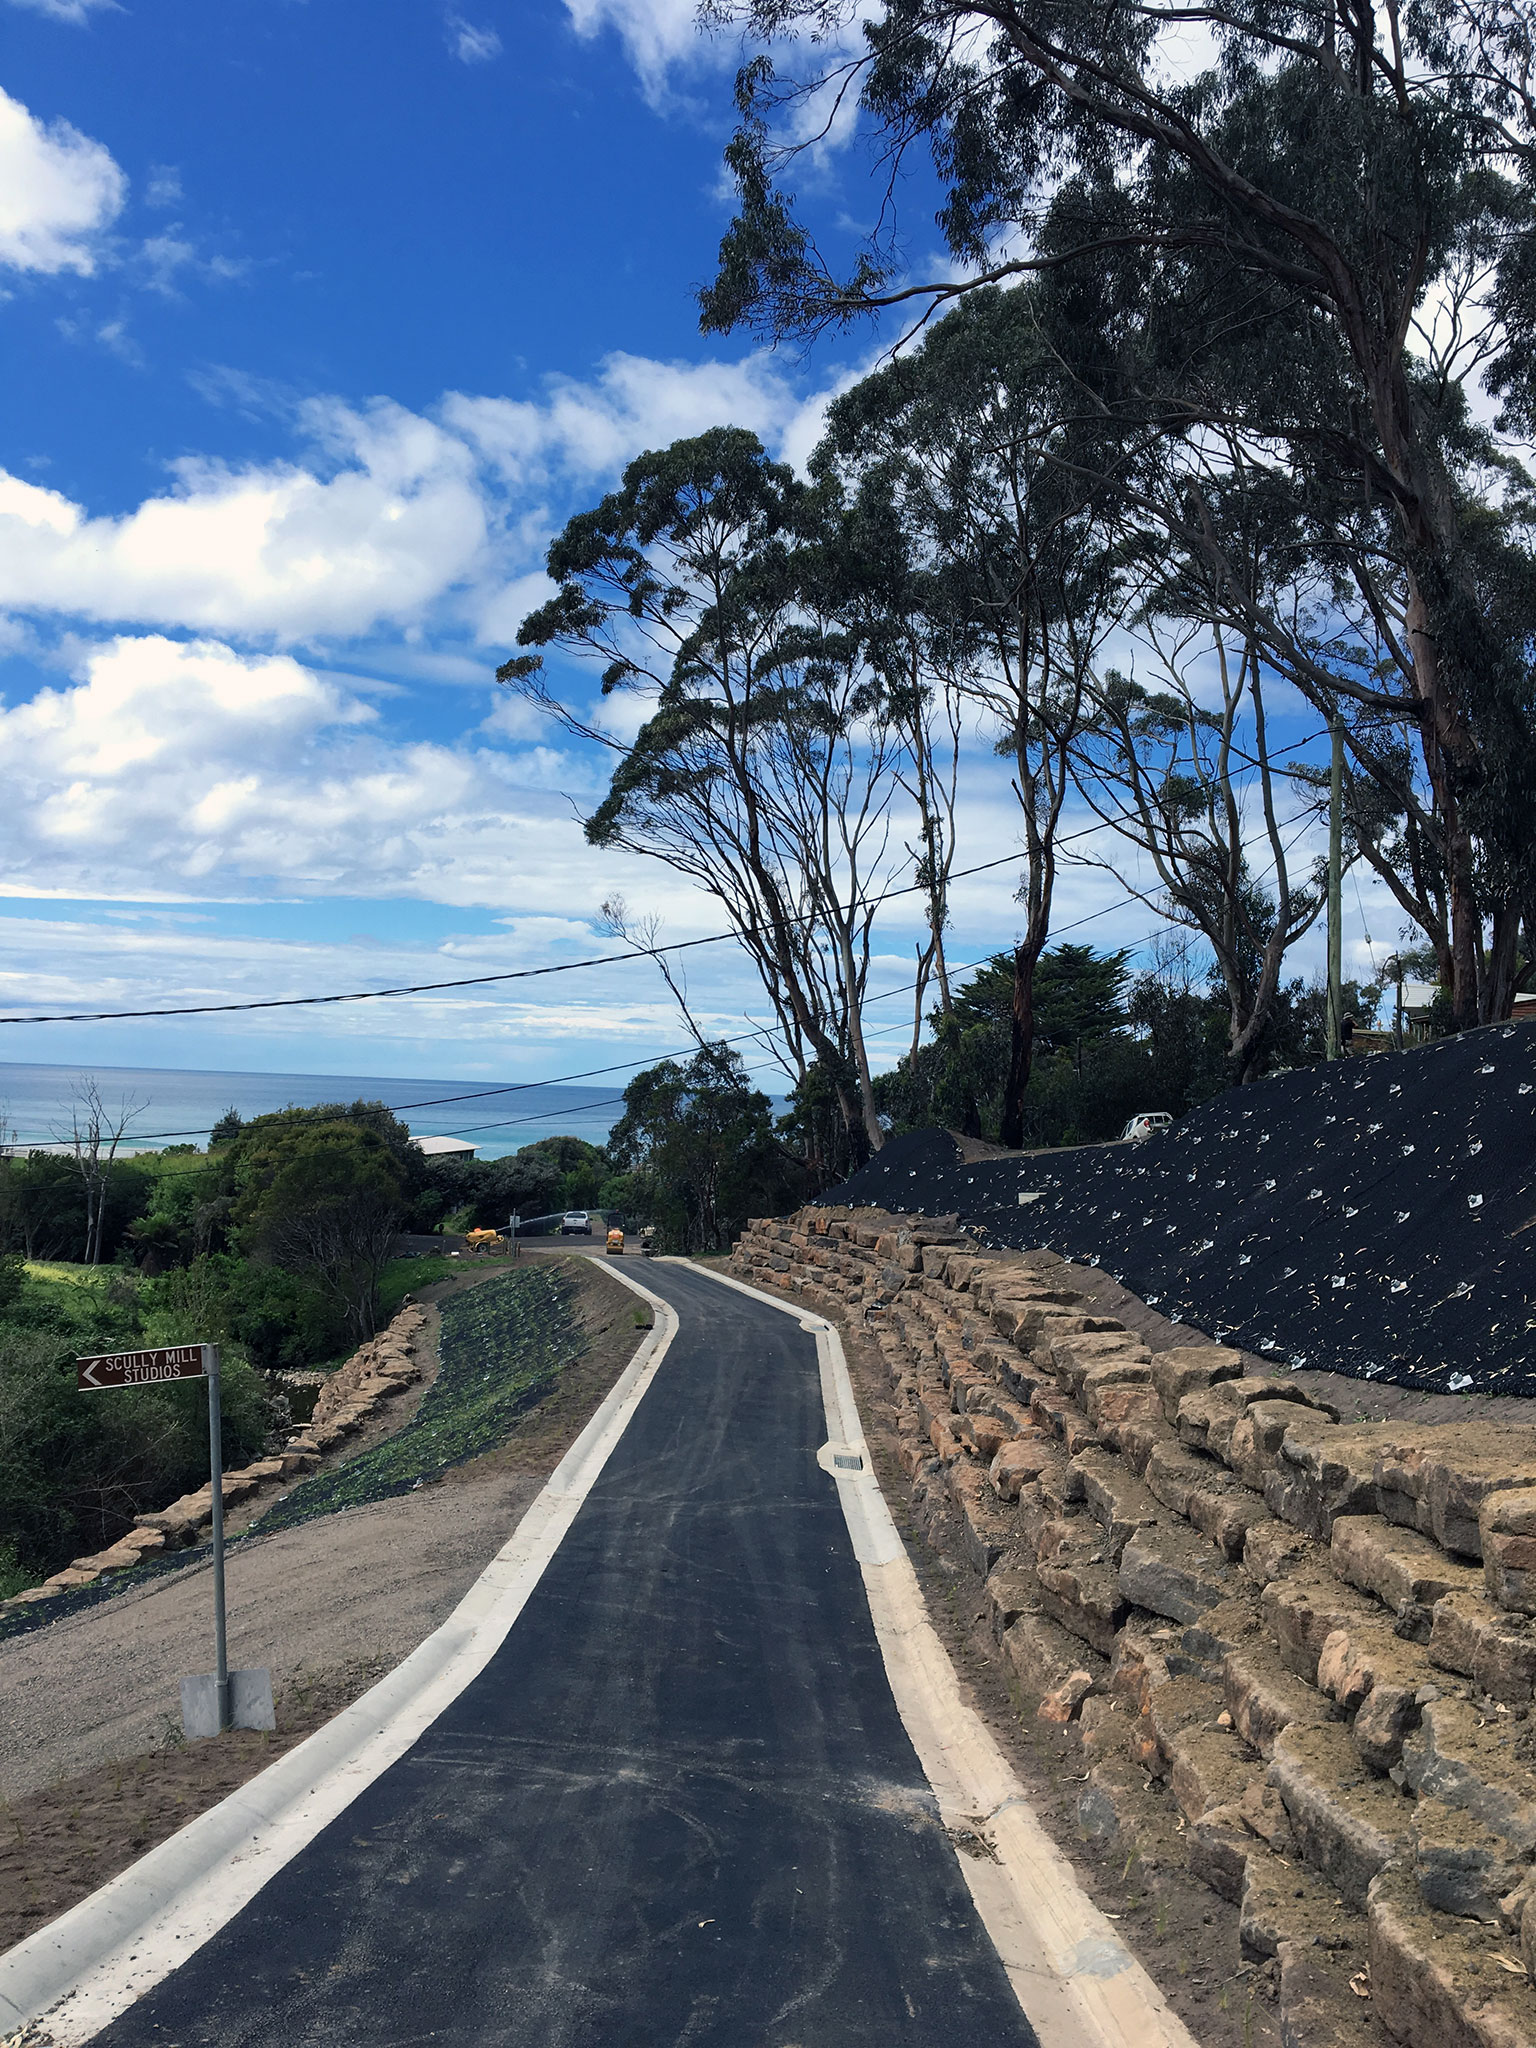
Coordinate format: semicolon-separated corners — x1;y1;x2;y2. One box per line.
77;1345;209;1392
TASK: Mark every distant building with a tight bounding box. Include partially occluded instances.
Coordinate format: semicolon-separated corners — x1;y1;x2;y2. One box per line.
410;1135;479;1158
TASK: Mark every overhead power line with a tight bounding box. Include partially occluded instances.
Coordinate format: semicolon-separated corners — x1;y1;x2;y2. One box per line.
0;748;1333;1030
1;882;1180;1153
0;848;1043;1026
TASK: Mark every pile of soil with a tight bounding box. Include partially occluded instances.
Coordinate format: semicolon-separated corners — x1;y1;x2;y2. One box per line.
835;1023;1536;1394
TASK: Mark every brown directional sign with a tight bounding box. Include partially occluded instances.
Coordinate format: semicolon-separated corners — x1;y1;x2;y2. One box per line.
78;1344;209;1393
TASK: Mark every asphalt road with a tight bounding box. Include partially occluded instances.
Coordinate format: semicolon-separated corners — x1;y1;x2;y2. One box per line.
89;1259;1036;2048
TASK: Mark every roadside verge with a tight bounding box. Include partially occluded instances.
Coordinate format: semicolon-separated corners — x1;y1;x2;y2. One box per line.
0;1263;677;2046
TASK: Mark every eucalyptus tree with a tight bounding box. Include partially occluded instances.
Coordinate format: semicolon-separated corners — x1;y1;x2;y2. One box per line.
1073;618;1326;1083
787;481;965;1066
814;284;1129;1146
500;427;903;1157
1142;412;1536;1025
698;0;1536;1031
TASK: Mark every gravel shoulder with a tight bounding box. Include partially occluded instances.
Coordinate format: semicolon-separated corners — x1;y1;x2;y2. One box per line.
0;1252;649;1955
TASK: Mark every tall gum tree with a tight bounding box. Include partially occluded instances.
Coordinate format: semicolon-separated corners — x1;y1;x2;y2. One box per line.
813;285;1129;1145
501;428;903;1158
699;0;1536;1028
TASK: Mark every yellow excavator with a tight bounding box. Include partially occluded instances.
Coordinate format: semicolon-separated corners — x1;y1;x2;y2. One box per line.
464;1227;509;1257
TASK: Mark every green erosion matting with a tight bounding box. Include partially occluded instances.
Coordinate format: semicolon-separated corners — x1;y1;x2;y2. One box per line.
242;1263;583;1533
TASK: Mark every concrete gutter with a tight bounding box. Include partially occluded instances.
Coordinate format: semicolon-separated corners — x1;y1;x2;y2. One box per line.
699;1263;1199;2048
0;1265;677;2045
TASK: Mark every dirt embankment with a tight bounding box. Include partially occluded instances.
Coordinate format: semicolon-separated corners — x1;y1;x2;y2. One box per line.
0;1253;649;1957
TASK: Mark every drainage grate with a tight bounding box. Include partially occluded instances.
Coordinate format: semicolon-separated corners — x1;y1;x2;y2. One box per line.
833;1452;864;1471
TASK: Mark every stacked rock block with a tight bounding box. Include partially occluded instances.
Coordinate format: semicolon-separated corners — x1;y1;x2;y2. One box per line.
731;1207;1536;2048
0;1301;431;1616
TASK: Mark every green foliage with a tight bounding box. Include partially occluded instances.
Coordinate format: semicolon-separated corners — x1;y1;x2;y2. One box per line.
515;1135;609;1211
881;946;1152;1144
876;946;1330;1147
233;1118;406;1341
255;1265;582;1532
3;1152;156;1265
608;1044;798;1251
775;1060;871;1191
406;1140;606;1233
139;1254;349;1373
0;1538;33;1600
0;1287;273;1580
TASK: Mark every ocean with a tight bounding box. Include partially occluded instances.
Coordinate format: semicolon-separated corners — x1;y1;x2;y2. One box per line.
0;1060;626;1160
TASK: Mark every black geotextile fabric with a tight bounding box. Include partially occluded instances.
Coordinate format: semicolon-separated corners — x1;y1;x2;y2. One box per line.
831;1025;1536;1396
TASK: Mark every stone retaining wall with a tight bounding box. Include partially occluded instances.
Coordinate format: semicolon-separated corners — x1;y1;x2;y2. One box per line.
0;1302;431;1617
732;1205;1536;2048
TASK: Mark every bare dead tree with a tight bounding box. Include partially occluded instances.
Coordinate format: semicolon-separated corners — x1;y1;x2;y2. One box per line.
55;1079;147;1266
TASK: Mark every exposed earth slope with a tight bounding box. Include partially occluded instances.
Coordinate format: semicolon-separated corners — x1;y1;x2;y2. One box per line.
833;1023;1536;1394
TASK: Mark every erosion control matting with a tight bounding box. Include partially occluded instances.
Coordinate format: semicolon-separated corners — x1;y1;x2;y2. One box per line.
255;1262;582;1535
833;1023;1536;1396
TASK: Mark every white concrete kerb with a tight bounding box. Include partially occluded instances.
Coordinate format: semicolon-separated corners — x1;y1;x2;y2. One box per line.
699;1262;1199;2048
0;1262;678;2045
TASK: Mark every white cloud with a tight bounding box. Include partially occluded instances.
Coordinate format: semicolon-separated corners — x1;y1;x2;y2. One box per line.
5;635;370;790
446;11;502;61
139;230;196;294
144;164;182;208
0;399;491;642
0;632;637;911
563;0;706;99
443;349;807;490
0;85;125;275
137;229;250;298
0;352;850;648
4;0;117;20
92;316;143;367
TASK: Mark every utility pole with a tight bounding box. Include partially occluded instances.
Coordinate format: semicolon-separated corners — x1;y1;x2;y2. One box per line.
1326;716;1344;1061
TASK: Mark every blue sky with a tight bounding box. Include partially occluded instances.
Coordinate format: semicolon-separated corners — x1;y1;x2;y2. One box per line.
0;0;1365;1092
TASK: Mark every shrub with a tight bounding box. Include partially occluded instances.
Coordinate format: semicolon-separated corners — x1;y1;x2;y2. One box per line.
140;1255;348;1372
0;1315;275;1578
0;1253;25;1310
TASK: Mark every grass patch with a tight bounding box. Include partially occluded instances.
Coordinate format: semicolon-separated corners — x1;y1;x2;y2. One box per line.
0;1539;38;1601
254;1263;584;1534
376;1253;461;1320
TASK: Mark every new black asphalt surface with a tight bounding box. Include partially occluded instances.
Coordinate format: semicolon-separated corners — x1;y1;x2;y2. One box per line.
88;1259;1035;2048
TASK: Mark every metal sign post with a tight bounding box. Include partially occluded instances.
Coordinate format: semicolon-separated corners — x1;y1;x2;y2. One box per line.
204;1344;229;1731
76;1339;272;1741
509;1211;521;1260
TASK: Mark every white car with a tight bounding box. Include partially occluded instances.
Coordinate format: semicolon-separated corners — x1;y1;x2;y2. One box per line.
560;1210;592;1235
1120;1112;1173;1141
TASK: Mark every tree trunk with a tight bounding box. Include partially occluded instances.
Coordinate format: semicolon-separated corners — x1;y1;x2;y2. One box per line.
837;929;885;1153
1403;574;1480;1032
1483;901;1521;1025
999;940;1041;1149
